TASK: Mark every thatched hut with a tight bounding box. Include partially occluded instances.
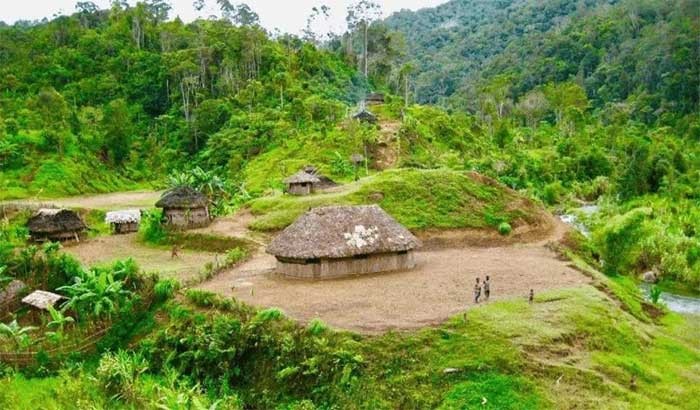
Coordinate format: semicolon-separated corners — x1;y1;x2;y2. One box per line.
303;165;338;190
365;92;385;105
105;209;141;234
155;187;210;229
353;109;377;123
27;208;87;243
284;171;320;196
267;205;420;279
0;280;27;315
21;290;64;311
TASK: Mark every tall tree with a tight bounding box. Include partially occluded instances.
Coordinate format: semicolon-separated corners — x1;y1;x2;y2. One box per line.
346;1;382;78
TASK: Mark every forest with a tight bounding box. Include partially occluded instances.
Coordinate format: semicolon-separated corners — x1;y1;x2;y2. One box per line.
0;0;699;408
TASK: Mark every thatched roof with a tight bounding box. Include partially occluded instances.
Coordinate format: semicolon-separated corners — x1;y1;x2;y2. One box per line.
366;92;385;102
21;290;64;310
302;165;338;189
353;109;377;123
155;186;208;209
105;209;141;224
27;208;87;234
284;171;320;185
0;280;26;306
267;205;420;259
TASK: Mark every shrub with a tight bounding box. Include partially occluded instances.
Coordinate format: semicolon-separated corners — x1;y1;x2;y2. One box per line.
96;350;148;402
138;209;167;244
153;279;179;303
649;286;662;304
498;222;512;236
226;247;247;264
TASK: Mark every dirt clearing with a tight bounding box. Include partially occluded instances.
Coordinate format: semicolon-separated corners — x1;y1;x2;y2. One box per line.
196;223;590;334
64;233;217;282
2;190;162;211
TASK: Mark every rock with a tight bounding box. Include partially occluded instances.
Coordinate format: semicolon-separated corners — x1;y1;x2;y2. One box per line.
442;368;460;374
642;271;657;283
367;192;384;202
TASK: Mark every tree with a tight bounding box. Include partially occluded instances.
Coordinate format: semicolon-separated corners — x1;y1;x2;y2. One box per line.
102;99;132;165
346;1;382;78
303;5;331;46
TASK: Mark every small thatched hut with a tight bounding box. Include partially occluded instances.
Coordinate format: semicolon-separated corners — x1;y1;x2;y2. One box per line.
0;280;27;315
27;208;87;243
365;92;385;105
267;205;420;279
155;187;210;229
21;290;64;311
353;109;377;123
105;209;141;234
284;171;320;196
303;165;338;190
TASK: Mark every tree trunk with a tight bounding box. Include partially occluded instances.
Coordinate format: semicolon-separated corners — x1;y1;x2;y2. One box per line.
363;21;368;78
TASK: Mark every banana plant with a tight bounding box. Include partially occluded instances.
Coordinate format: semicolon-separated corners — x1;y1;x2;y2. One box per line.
0;319;37;349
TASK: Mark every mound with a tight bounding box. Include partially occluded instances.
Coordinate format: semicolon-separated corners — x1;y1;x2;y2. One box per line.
247;168;550;237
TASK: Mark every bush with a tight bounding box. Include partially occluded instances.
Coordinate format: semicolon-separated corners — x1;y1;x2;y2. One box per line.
154;279;179;303
138;209;167;244
96;350;148;402
498;222;512;236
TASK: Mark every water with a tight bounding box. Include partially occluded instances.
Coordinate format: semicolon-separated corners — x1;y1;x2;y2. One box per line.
559;204;599;237
639;284;700;315
559;204;700;314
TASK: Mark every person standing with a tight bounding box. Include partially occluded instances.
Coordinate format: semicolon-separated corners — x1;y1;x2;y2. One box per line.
483;275;491;301
474;277;481;304
528;289;534;304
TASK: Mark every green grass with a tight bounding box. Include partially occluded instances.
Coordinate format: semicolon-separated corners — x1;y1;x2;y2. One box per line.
248;168;544;231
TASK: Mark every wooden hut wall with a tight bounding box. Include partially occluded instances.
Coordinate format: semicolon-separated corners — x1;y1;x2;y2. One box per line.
276;251;415;279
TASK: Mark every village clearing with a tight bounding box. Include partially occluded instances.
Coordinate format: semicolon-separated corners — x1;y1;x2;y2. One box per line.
0;190;163;211
197;214;591;333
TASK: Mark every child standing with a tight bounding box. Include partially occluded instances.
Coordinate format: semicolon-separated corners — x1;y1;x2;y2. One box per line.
474;277;481;304
483;275;491;301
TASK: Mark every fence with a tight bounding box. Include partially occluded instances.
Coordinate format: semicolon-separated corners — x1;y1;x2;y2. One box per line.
0;323;111;366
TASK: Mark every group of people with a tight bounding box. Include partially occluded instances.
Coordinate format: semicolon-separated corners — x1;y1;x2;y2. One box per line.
472;275;535;304
473;275;491;303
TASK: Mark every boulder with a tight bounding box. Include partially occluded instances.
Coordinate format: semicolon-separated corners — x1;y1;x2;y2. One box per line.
642;271;657;283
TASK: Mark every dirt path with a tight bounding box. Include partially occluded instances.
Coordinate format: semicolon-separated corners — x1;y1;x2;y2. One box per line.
64;233;217;282
1;190;162;211
196;218;590;334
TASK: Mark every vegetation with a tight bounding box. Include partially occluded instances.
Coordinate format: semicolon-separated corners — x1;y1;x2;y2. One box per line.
0;0;698;408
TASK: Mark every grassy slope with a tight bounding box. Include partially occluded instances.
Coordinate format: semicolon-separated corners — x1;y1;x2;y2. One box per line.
0;286;697;409
247;168;545;232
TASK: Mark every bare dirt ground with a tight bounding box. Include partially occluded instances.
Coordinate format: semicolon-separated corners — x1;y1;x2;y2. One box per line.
64;233;217;282
1;190;162;211
189;209;269;245
197;218;591;334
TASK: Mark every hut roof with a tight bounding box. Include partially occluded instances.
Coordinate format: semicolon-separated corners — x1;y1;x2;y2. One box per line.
155;186;208;209
105;209;141;224
266;205;420;259
21;290;64;310
353;109;377;123
284;171;320;185
0;280;27;306
366;92;385;102
27;208;87;234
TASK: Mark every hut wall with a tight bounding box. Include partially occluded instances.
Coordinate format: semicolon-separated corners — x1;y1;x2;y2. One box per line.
163;207;210;229
113;222;139;234
30;231;85;243
287;182;313;196
276;251;416;279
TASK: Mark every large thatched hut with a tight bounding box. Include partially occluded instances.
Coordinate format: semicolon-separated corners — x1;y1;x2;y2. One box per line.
155;187;210;229
266;205;420;279
303;165;338;190
27;208;87;243
105;209;141;234
284;171;320;196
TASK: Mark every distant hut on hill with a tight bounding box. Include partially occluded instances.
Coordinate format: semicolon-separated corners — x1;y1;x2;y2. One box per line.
365;92;385;105
105;209;141;234
353;109;377;124
303;165;338;190
266;205;420;279
155;187;210;229
27;208;87;243
21;290;64;311
284;171;320;196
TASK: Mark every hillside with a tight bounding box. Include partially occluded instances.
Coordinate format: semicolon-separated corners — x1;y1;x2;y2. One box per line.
386;0;699;120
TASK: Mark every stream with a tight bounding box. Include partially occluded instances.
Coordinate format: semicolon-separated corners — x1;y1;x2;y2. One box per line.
560;204;700;315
